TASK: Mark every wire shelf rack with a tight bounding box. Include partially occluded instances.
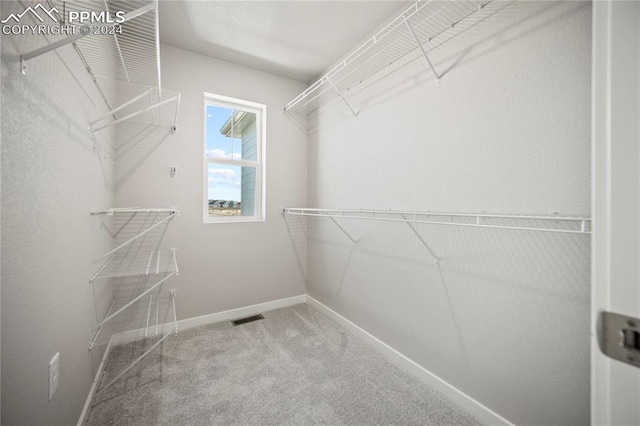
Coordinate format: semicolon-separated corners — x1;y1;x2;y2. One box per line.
88;81;180;144
90;287;177;349
52;0;161;86
19;1;181;145
90;288;178;391
90;248;178;282
90;208;179;279
284;0;491;116
282;208;592;235
89;207;180;390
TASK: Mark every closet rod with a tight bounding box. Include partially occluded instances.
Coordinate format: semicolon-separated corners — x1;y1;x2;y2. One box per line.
282;208;591;235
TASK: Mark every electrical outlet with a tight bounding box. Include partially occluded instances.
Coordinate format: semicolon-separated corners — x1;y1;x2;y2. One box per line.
48;352;59;401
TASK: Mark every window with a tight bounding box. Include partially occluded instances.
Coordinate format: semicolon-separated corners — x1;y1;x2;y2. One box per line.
204;93;266;223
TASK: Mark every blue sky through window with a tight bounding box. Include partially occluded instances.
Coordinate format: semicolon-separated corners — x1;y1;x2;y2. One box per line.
206;104;241;201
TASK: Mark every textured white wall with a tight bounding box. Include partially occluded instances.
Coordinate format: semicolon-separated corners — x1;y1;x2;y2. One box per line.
1;2;115;423
115;44;308;320
305;1;591;425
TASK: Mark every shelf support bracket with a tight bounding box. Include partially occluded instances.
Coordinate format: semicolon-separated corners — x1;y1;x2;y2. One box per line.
20;33;87;75
170;289;178;334
402;215;440;266
89;89;153;127
284;109;308;134
88;300;115;350
405;20;441;84
326;215;357;244
89;254;116;282
326;77;359;119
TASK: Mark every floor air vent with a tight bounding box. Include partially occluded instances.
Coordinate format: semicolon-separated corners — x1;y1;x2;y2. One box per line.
231;314;264;326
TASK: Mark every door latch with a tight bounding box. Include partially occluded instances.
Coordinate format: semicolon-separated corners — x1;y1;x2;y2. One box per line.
597;311;640;368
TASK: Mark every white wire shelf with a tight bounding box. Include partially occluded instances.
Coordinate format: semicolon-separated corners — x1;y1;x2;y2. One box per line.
45;0;161;84
90;248;178;282
284;0;491;116
19;1;181;146
90;208;179;280
88;82;180;138
90;288;177;349
89;289;178;391
282;208;592;235
22;1;160;85
89;205;180;391
89;290;178;392
91;207;179;215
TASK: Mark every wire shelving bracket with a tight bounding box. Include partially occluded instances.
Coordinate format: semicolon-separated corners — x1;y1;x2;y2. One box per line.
284;0;492;117
401;214;440;265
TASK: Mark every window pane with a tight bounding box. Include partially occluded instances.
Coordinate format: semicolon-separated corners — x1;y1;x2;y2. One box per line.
205;104;257;161
206;105;235;159
207;164;256;217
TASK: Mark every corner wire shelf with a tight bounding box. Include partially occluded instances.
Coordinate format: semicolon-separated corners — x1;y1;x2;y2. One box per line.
89;286;177;349
90;208;179;282
89;207;179;390
284;0;491;118
19;0;180;153
92;289;178;392
283;208;591;266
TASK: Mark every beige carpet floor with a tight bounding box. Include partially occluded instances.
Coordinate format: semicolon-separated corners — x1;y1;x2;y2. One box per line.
86;303;481;425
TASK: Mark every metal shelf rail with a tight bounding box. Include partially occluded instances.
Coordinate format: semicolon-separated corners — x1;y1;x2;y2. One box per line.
284;0;492;118
283;207;591;266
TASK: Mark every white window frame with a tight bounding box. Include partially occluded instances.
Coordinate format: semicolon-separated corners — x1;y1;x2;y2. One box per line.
203;93;266;223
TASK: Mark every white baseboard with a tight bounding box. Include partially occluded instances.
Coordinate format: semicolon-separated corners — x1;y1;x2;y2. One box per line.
175;294;307;332
305;296;513;426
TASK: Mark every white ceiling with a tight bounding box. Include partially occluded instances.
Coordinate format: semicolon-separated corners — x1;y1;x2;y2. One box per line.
158;1;411;83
